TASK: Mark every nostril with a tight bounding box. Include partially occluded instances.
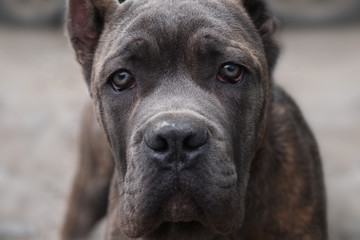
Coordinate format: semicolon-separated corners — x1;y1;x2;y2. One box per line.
145;133;169;152
154;136;168;152
183;130;208;151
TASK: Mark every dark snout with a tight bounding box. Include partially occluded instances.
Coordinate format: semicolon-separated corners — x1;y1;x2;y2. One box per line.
144;116;209;170
120;112;243;237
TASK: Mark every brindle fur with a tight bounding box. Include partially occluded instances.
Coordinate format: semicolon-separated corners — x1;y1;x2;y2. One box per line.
62;0;327;239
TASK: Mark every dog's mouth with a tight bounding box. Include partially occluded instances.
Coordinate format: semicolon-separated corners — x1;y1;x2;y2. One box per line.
162;192;201;223
118;156;245;238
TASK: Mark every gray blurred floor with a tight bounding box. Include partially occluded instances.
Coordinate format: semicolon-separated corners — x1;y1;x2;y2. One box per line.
0;26;359;240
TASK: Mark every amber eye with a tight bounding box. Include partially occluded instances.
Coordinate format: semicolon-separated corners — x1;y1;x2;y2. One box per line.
217;63;245;84
110;70;136;91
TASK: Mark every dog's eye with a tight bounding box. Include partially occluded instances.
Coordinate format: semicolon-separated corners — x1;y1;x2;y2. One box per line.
217;63;245;84
110;70;136;91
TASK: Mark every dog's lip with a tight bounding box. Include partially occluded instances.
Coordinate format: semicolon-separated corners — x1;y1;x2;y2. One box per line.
162;192;200;223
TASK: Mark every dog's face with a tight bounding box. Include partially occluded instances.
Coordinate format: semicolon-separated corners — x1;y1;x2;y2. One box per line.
68;0;277;237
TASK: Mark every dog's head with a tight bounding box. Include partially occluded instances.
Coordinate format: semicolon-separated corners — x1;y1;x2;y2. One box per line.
67;0;278;237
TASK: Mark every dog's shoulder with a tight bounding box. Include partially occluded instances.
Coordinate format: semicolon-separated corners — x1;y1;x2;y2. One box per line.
271;85;317;145
268;85;322;173
243;86;327;239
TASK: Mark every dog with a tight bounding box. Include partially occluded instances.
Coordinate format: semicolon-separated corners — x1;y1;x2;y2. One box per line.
61;0;327;239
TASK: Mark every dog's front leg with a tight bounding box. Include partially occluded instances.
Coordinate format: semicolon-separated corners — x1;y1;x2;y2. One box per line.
61;103;114;240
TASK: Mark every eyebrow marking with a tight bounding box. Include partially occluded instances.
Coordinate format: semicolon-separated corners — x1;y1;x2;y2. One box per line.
103;37;150;66
188;29;262;69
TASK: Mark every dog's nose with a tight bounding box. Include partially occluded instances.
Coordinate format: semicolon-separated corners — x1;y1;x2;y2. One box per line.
144;118;209;168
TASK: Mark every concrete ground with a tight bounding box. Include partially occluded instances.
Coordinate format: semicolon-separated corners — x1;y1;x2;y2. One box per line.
0;25;359;240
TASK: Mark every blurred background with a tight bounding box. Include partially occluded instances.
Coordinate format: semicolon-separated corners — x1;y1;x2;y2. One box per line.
0;0;359;239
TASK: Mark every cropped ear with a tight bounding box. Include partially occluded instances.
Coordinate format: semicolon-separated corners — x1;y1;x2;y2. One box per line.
67;0;118;84
242;0;275;36
241;0;279;71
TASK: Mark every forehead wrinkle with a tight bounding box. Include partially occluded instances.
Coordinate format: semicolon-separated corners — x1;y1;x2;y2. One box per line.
103;12;156;62
188;28;262;70
228;39;262;70
98;0;163;66
227;28;265;70
103;35;152;67
176;0;264;69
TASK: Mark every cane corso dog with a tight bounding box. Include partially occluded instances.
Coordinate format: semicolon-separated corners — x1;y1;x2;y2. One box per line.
61;0;327;239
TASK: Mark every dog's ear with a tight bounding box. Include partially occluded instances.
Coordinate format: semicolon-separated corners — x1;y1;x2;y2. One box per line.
67;0;117;84
241;0;279;71
242;0;275;36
